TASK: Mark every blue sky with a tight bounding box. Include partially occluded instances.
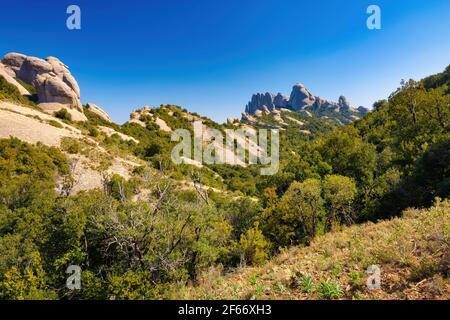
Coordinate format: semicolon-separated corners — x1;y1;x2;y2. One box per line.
1;0;450;123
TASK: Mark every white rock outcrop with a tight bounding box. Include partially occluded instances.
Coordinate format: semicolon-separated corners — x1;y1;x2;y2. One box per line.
1;52;85;120
86;102;112;122
242;82;370;125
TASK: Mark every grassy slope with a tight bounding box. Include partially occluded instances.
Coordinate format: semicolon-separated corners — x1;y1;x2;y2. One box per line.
0;75;37;108
183;200;449;300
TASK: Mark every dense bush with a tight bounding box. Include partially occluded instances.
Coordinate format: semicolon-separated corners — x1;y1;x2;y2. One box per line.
0;75;36;107
54;108;72;122
0;139;234;298
61;137;80;154
0;138;69;299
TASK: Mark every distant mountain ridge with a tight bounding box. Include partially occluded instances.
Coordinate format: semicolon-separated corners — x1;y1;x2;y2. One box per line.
242;83;369;126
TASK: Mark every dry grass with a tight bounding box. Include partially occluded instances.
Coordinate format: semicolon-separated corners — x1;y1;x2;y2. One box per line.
182;199;450;300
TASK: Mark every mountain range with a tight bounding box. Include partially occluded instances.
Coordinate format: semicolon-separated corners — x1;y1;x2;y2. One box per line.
0;52;448;300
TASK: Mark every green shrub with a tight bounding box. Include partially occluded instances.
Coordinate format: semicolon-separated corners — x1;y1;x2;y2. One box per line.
105;174;135;201
349;271;365;290
48;120;63;128
88;126;99;137
61;137;80;154
0;75;36;107
299;275;314;293
54;108;72;122
16;79;38;102
317;279;342;299
236;222;269;266
262;178;325;247
323;175;357;228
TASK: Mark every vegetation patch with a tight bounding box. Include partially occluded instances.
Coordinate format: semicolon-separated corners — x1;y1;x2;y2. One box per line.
0;75;37;108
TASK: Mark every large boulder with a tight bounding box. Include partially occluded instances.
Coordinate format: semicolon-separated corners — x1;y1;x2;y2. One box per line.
287;83;316;110
129;106;153;127
1;52;85;120
1;52;27;73
34;74;82;111
357;106;369;114
46;56;80;99
17;56;53;84
227;117;238;125
86;103;112;122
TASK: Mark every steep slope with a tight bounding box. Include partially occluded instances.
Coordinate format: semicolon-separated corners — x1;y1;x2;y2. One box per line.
0;75;144;193
0;101;143;193
185;200;450;300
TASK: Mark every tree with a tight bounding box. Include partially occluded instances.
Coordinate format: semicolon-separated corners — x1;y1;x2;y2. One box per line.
317;126;377;186
322;175;357;229
409;137;450;206
216;196;262;240
236;222;269;266
263;179;325;247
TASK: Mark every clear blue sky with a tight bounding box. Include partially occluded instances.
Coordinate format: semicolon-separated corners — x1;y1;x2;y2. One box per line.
1;0;450;123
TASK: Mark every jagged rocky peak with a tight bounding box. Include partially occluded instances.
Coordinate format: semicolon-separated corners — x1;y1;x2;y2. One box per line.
245;92;273;114
1;52;86;121
338;95;351;110
245;92;290;115
243;82;367;117
274;93;289;108
288;83;316;110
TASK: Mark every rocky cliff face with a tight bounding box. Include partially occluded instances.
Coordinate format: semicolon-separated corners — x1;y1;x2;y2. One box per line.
287;83;316;110
244;85;300;114
245;92;289;114
240;83;371;130
1;52;86;121
243;83;369;120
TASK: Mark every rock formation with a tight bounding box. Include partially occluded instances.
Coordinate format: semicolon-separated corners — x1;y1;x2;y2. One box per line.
1;52;86;121
245;92;290;114
243;82;368;119
357;106;369;114
129;106;153;127
287;83;316;110
86;103;112;122
338;95;351;110
227;117;238;125
274;93;289;108
245;93;275;114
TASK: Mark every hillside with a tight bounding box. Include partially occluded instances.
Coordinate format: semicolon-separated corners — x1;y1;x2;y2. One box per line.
185;200;449;300
0;52;448;300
